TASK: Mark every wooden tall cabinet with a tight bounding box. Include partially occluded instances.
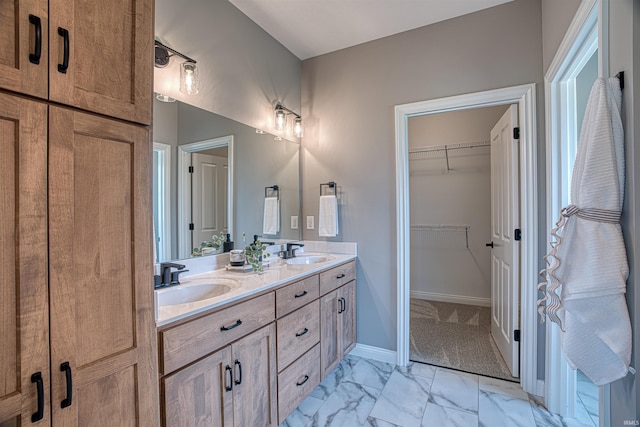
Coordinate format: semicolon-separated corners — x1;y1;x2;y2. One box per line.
0;0;152;125
0;0;157;424
0;93;50;426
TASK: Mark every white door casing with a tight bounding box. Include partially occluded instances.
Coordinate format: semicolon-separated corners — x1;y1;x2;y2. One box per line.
490;105;520;378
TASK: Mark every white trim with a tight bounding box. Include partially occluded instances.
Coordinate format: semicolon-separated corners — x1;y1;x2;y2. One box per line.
153;142;172;262
349;344;397;365
395;83;538;396
410;291;491;308
543;0;608;419
177;136;234;259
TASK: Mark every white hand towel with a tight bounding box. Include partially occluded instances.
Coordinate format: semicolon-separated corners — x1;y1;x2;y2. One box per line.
318;195;338;237
262;197;279;235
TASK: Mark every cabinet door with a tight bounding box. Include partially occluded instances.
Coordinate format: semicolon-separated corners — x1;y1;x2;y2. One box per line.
163;347;233;427
339;281;357;357
48;0;153;125
231;324;277;427
320;290;340;379
0;0;48;98
48;107;159;426
0;94;49;426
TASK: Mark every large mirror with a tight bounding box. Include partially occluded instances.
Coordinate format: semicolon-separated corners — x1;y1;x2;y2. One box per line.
153;98;301;262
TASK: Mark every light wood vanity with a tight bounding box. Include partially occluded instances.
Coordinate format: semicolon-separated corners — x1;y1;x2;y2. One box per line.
157;258;357;426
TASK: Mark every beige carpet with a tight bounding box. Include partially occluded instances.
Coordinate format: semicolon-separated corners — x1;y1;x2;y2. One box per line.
409;298;516;382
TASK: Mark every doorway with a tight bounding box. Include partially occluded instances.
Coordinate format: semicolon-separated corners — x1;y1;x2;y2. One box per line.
407;104;517;381
177;136;234;259
395;83;540;396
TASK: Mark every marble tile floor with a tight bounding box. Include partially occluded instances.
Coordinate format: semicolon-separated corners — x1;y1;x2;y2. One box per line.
279;356;593;427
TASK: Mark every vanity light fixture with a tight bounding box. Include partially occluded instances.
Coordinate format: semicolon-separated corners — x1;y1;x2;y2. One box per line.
273;103;303;138
154;40;199;95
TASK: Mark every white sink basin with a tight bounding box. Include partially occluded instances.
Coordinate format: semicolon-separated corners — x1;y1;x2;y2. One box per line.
156;280;237;306
286;255;330;265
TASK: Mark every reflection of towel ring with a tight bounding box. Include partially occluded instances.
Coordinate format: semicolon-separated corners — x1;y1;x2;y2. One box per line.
320;181;337;196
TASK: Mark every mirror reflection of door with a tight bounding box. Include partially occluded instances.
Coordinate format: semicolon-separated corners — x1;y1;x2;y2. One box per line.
191;152;228;248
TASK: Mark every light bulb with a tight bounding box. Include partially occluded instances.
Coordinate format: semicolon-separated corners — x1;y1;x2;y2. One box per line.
180;62;199;95
274;106;286;131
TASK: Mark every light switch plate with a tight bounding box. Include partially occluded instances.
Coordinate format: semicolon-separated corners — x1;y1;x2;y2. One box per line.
306;216;315;230
291;216;298;229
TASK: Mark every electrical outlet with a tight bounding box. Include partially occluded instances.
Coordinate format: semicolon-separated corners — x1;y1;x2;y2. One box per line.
291;216;298;229
306;216;315;230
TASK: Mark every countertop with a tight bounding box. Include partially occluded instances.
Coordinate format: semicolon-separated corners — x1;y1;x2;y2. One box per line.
155;252;356;327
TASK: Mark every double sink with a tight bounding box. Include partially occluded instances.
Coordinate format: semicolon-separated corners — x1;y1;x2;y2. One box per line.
155;254;332;308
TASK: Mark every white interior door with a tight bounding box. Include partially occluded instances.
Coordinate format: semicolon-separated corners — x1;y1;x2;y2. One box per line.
191;153;228;246
489;104;520;377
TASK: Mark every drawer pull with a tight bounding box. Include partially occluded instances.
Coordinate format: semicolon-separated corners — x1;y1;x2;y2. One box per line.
296;375;309;386
220;319;242;331
234;360;242;385
336;273;346;279
294;290;308;298
224;365;233;391
60;362;73;408
31;372;44;422
295;327;309;337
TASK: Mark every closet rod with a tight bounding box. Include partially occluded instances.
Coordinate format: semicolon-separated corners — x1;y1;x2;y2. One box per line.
409;140;490;155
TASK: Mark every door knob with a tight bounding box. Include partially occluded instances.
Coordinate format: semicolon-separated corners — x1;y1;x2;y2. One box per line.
485;242;494;248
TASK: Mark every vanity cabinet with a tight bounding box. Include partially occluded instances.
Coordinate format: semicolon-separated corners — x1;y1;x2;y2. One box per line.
0;98;159;426
162;324;277;427
0;0;153;125
320;262;357;379
158;294;277;426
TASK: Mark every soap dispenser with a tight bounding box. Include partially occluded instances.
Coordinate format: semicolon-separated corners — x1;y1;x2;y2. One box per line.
223;234;234;252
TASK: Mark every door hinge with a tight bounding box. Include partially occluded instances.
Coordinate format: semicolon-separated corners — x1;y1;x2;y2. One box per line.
188;166;194;173
514;229;521;241
189;223;194;231
514;329;521;342
513;127;520;140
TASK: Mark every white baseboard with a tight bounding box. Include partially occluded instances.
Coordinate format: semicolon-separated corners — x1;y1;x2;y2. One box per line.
349;343;397;365
411;290;491;307
535;379;544;397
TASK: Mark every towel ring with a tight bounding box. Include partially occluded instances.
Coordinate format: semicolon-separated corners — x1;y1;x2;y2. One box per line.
265;185;279;199
320;181;337;196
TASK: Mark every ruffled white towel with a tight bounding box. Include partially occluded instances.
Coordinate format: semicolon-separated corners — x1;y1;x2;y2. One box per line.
262;197;279;235
538;77;632;385
318;195;339;237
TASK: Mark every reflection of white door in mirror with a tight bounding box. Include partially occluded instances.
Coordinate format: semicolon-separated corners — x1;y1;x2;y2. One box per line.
178;136;234;259
153;142;172;262
192;153;228;248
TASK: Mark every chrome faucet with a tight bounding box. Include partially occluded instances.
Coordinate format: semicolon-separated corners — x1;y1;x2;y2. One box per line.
154;262;189;289
281;242;304;259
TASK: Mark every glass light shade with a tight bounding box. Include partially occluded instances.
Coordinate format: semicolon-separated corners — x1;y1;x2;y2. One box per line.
180;62;199;95
156;93;176;103
293;117;303;138
274;107;287;131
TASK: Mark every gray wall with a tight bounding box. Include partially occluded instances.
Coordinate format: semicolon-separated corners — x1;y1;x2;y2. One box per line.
301;0;544;351
541;0;583;73
154;0;301;139
408;106;508;303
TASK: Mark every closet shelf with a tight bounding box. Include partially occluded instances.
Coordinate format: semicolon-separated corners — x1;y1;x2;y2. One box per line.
410;224;470;249
409;140;490;171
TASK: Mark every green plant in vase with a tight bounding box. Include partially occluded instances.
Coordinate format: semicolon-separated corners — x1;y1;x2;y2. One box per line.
192;231;226;257
245;239;267;274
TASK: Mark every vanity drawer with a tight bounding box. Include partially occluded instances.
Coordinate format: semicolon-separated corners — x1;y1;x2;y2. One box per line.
276;274;320;318
319;260;355;295
277;300;320;371
278;344;321;424
159;292;275;375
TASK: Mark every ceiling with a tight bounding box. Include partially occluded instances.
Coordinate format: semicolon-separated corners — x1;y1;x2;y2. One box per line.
228;0;515;60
